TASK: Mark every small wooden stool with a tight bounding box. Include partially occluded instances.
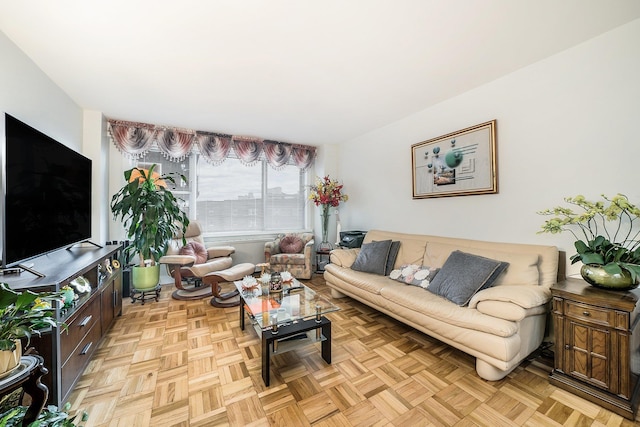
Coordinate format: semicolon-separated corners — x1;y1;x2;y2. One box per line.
202;263;256;307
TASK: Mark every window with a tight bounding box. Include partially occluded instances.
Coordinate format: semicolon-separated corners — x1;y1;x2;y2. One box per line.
134;149;308;236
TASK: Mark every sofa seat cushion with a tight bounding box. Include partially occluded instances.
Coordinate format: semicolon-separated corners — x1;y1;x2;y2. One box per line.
325;265;392;295
270;253;306;265
379;281;518;337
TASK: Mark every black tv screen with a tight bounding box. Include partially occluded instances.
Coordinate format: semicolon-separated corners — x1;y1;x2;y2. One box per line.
1;113;92;268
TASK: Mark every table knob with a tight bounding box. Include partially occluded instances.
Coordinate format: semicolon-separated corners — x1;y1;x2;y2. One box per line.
583;311;590;316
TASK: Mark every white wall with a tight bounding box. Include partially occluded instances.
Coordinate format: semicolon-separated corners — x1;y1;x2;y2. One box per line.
0;31;82;150
337;19;640;277
0;31;111;250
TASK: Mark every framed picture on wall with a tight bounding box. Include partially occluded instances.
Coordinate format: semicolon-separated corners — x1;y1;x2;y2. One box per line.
411;120;497;199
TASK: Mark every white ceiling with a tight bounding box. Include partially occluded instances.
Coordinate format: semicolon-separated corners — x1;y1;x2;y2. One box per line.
1;1;639;146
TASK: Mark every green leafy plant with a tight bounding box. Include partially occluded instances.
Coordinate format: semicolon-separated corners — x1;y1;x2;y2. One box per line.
538;194;640;282
0;283;65;351
110;164;189;267
0;403;88;426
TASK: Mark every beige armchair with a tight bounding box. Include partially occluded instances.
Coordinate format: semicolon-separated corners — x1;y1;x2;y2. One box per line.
264;232;314;279
160;221;236;300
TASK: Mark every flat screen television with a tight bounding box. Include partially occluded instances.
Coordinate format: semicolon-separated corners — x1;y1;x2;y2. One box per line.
0;113;92;271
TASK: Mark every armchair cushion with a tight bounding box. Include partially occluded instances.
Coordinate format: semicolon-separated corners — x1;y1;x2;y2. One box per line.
280;235;305;254
179;241;208;264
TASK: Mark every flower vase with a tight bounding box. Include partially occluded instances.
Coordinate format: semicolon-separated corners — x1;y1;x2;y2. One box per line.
580;264;637;290
318;207;333;252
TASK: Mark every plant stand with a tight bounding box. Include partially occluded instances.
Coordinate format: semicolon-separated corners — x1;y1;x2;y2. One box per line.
130;284;161;305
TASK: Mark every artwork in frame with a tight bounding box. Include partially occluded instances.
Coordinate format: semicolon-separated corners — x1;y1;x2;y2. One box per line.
411;120;497;199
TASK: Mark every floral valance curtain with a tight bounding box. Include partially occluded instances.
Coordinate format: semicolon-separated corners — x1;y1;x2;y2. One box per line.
107;119;316;170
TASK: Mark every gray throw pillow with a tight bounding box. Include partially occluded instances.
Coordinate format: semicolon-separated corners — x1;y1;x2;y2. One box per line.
384;241;401;275
351;240;393;275
427;250;509;306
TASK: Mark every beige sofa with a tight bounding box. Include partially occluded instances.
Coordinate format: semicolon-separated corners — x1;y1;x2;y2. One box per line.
324;230;559;381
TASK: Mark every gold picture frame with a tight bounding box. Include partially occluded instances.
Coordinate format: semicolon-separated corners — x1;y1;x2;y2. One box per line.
411;120;497;199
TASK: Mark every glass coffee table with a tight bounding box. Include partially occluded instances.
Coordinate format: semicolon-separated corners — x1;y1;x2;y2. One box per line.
235;278;339;386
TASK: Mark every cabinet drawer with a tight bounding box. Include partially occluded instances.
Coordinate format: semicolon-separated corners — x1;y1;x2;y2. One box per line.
60;297;101;364
565;300;612;326
60;321;102;399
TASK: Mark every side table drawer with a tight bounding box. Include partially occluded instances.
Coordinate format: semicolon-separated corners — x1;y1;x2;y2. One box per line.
565;300;612;326
60;297;101;364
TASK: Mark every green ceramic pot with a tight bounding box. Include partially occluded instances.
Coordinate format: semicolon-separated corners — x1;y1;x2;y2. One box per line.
131;265;160;291
580;264;637;291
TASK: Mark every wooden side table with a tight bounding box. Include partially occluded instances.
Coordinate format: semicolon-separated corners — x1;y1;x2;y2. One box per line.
550;278;640;419
0;355;48;424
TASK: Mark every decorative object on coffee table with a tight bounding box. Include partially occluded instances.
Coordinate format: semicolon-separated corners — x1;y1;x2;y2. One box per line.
269;272;283;293
308;175;348;251
538;193;640;290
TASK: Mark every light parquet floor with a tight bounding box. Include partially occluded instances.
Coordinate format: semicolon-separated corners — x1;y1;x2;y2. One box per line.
67;275;640;426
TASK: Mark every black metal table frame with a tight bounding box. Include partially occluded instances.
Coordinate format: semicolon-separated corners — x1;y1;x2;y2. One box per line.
239;301;332;386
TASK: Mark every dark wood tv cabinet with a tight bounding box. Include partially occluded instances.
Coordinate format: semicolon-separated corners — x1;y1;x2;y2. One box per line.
1;244;123;407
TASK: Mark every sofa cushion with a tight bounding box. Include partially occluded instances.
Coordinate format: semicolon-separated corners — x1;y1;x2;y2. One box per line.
364;230;427;266
279;235;305;254
379;282;518;337
428;250;509;306
385;241;401;275
179;241;208;264
270;253;306;265
424;242;540;286
389;264;439;288
352;240;393;275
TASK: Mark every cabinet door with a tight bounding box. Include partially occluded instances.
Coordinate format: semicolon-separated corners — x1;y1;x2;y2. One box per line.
113;272;122;317
565;319;610;391
100;281;115;334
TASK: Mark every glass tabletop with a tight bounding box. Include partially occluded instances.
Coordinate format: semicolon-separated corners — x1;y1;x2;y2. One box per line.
235;278;339;330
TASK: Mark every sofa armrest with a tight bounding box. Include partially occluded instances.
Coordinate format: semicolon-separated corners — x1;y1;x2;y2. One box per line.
303;239;315;256
468;285;552;321
329;248;360;268
264;241;281;259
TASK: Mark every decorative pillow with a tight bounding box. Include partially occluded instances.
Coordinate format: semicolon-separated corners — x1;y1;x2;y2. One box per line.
179;241;208;264
280;235;305;254
351;240;393;275
389;264;440;288
427;250;509;306
385;241;401;275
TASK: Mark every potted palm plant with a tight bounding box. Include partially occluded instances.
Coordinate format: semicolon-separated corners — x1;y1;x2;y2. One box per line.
0;283;64;376
538;194;640;290
110;164;189;291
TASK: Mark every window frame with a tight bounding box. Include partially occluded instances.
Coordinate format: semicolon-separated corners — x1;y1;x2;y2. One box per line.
130;148;312;240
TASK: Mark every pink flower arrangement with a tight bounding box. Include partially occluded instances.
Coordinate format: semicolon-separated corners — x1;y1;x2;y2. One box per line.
308;175;348;207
